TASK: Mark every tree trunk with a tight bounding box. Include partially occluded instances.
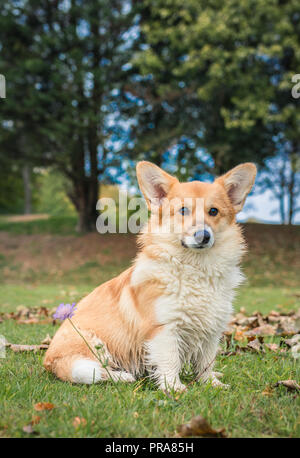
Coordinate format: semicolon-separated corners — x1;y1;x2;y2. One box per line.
22;164;32;214
73;177;99;233
278;163;286;224
279;195;285;225
288;153;296;225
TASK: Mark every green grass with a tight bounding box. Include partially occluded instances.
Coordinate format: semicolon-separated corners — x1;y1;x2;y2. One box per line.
0;220;299;437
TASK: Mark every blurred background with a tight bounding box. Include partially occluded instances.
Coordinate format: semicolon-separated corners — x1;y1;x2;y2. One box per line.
0;0;299;232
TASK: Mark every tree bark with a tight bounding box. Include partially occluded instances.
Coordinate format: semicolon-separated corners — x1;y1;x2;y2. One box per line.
74;178;99;233
22;164;32;214
288;152;297;225
279;163;286;224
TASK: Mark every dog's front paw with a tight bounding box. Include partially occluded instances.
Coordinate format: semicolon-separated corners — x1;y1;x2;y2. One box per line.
210;375;230;389
160;381;187;393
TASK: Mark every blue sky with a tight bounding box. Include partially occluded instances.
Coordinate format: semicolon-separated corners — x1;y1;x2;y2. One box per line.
239;188;300;224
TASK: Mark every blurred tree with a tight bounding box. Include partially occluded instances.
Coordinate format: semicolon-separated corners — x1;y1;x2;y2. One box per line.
0;158;24;214
257;150;300;224
131;0;299;177
35;168;76;217
0;0;138;231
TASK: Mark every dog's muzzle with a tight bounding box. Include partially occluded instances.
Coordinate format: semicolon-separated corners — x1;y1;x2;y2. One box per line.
181;226;214;250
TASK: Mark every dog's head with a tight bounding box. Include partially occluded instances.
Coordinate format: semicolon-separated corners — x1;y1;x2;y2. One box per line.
136;161;256;251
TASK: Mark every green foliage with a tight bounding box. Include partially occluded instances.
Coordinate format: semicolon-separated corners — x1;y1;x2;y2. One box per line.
132;0;300;174
35;170;76;217
0;162;24;214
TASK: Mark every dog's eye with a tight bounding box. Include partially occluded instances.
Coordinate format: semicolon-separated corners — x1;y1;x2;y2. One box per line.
209;207;218;216
179;207;190;215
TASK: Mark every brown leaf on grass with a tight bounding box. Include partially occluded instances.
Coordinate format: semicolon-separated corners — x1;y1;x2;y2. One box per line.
9;344;49;352
23;424;35;434
73;417;87;428
277;317;300;336
239;316;259;327
246;324;276;337
41;334;52;345
34;402;55;411
17;318;40;324
247;338;265;353
177;415;226;438
265;343;279;352
225;309;300;344
269;310;280;317
0;306;54;325
22;416;41;434
234;328;248;342
274;380;300;392
31;415;41;425
284;334;300;347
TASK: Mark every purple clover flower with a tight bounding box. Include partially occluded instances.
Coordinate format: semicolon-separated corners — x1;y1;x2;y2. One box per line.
53;303;77;321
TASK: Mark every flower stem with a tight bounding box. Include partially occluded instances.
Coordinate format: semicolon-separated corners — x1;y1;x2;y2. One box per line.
67;318;126;402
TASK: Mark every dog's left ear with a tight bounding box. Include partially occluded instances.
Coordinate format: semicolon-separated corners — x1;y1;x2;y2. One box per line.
216;163;257;213
136;161;178;208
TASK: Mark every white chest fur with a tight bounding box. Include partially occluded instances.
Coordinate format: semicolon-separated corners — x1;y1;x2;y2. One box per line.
132;251;244;348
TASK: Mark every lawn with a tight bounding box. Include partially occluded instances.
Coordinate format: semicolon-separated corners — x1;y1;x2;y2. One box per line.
0;217;299;438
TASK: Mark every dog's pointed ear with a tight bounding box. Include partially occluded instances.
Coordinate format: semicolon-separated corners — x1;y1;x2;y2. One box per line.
216;163;257;213
136;161;178;208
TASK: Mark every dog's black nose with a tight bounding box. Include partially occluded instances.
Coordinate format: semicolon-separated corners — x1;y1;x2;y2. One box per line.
194;230;211;245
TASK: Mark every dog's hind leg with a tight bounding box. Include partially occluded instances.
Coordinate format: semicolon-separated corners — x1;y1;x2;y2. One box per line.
44;354;135;384
72;360;136;384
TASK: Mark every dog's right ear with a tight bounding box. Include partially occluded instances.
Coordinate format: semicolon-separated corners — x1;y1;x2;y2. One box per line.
136;161;178;208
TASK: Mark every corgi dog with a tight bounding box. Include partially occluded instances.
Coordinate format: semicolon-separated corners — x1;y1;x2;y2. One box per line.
44;161;256;391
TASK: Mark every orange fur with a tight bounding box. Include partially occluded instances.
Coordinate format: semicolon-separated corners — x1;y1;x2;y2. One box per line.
44;267;163;378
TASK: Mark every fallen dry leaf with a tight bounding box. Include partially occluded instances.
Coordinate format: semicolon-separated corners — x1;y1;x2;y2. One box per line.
23;424;35;434
73;417;87;428
277;317;300;336
284;334;300;348
34;402;55;411
41;334;52;345
247;338;264;353
17;318;40;324
31;415;41;425
274;380;300;392
246;324;276;337
177;415;226;438
225;309;300;343
265;343;279;352
234;328;248;342
0;306;55;325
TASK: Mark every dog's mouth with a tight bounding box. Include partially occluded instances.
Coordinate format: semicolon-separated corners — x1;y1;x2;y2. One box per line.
181;228;215;250
181;240;206;249
181;240;212;250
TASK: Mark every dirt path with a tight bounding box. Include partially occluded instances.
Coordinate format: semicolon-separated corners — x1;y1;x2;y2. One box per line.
0;232;137;272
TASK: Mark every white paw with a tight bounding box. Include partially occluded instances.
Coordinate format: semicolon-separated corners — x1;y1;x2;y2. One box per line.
211;371;224;378
160;381;186;393
210;375;230;389
109;371;136;383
